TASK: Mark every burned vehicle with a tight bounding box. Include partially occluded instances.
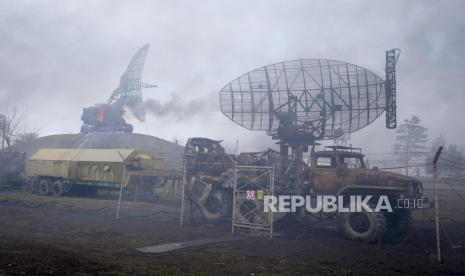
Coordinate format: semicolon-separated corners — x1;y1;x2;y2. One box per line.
183;138;235;222
184;138;425;243
81;104;133;134
80;104;134;134
184;138;279;222
306;146;423;241
80;43;156;134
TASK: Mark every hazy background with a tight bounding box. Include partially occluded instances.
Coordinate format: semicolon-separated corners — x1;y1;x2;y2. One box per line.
0;0;464;153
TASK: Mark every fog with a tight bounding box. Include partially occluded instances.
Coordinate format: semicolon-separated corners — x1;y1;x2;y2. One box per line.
0;0;464;153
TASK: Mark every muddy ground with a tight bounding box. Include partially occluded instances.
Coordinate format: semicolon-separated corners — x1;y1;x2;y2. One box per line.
0;186;464;276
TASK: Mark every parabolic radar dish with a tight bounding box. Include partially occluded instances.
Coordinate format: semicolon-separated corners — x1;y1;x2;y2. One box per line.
220;59;387;142
108;43;157;122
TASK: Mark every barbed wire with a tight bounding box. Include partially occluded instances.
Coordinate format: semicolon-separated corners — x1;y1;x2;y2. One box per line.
440;180;465;205
437;160;465;171
441;174;465;181
440;154;465;162
442;152;465;162
365;152;399;156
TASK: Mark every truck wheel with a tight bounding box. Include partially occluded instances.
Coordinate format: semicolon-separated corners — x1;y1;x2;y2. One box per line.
38;179;51;195
200;190;231;223
343;206;386;243
385;210;412;237
50;180;64;197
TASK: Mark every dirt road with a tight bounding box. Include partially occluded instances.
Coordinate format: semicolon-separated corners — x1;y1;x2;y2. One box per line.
0;191;464;275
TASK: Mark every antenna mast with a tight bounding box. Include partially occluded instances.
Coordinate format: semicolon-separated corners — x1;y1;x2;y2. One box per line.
385;48;401;129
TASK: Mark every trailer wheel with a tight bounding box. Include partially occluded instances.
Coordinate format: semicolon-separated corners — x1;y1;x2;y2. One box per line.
50;180;64;197
38;179;51;195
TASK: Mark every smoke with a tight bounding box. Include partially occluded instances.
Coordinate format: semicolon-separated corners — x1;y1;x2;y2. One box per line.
0;0;464;148
144;93;215;120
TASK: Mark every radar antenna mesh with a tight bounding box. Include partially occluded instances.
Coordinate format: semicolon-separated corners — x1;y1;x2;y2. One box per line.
108;43;157;122
220;59;386;144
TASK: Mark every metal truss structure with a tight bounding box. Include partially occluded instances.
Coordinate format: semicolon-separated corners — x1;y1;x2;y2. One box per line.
385;49;401;129
232;165;274;238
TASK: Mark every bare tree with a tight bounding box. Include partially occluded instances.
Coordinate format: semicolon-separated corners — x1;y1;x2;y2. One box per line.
0;104;31;152
0;114;7;150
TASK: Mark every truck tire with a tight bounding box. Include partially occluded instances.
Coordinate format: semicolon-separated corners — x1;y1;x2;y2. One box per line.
342;206;386;243
50;180;64;197
385;210;412;237
38;179;51;195
200;190;231;223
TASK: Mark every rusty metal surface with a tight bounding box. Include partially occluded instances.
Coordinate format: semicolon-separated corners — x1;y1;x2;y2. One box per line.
308;149;420;195
185;137;422;196
184;138;233;177
183;136;424;228
310;167;417;194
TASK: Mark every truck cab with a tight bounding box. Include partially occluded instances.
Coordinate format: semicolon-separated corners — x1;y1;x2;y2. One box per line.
309;146;367;194
308;145;423;202
305;145;426;242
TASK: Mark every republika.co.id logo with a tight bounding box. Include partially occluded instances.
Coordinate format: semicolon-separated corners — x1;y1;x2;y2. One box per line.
245;191;425;213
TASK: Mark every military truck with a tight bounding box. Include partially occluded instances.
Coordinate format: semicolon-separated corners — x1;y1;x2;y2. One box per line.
26;148;179;197
184;138;425;242
306;146;423;241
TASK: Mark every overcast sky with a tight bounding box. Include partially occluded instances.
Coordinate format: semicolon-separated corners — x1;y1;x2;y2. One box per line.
0;0;464;154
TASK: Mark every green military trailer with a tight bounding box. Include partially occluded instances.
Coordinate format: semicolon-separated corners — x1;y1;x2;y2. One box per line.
26;148;181;198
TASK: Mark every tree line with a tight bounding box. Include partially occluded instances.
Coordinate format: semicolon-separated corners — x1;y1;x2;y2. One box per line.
393;115;464;178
